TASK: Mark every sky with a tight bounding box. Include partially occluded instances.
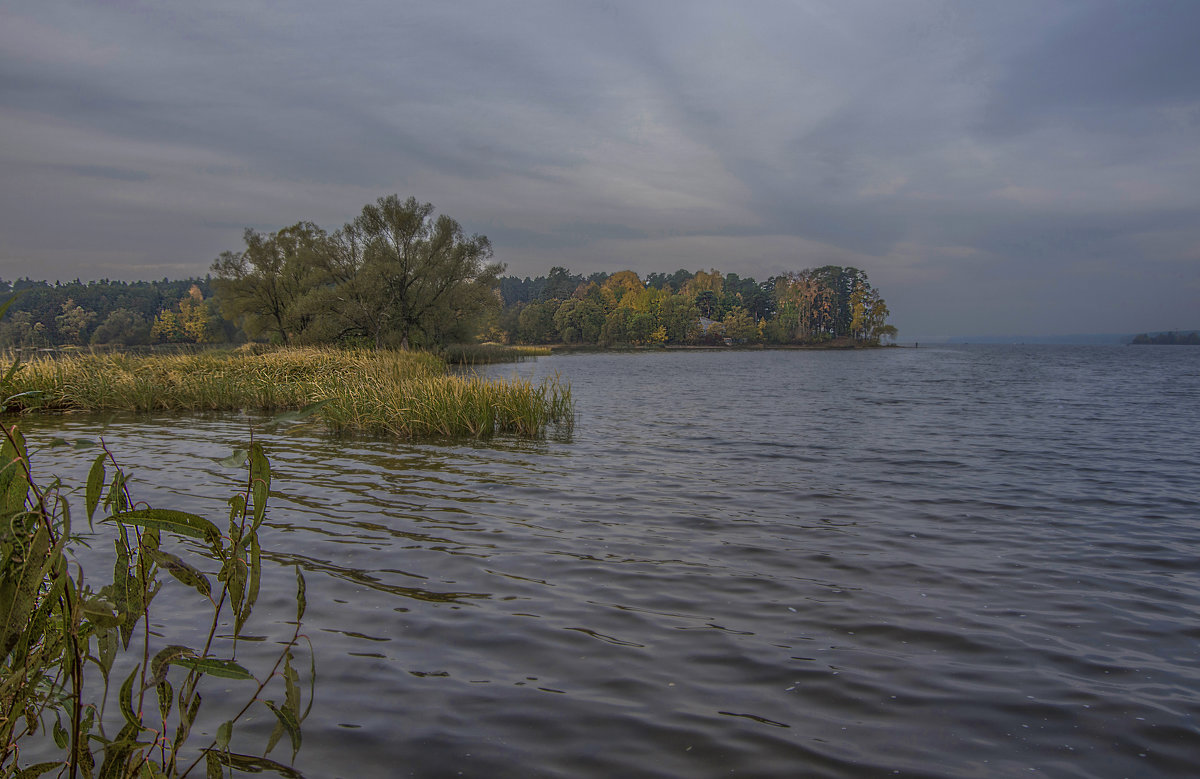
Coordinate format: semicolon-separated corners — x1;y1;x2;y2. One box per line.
1;1;1198;338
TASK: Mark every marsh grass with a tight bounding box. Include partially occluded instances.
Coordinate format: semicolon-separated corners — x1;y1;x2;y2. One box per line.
3;347;573;438
441;343;552;366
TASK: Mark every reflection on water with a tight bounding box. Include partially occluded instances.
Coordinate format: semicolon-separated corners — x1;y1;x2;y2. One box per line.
17;345;1200;777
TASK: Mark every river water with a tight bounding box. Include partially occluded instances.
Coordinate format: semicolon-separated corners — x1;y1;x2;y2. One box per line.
17;345;1200;778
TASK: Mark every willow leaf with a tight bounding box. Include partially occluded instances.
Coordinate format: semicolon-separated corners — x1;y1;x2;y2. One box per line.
171;656;254;680
15;762;61;779
107;509;221;544
118;665;145;732
157;678;173;721
264;700;302;756
202;751;303;779
295;568;306;623
147;547;211;597
150;644;195;685
250;443;270;530
86;451;106;526
205;751;222;779
219;448;249;468
216;719;233;749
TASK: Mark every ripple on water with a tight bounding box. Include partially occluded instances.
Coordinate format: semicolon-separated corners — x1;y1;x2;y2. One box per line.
14;346;1200;776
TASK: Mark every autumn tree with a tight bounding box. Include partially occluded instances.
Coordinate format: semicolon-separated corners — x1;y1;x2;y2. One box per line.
317;196;501;349
54;300;96;345
91;309;150;346
211;221;331;344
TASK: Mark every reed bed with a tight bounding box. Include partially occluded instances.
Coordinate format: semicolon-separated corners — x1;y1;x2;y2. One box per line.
2;346;573;438
442;343;552;365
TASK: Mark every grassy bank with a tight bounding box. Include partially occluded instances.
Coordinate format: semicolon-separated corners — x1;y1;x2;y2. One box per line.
2;346;573;438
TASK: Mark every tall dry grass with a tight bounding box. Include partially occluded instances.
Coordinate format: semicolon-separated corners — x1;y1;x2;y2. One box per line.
3;347;572;438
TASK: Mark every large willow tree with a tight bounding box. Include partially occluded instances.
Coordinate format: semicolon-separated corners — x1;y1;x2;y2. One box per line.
212;196;503;349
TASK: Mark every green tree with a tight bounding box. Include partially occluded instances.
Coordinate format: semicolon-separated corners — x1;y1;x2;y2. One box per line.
54;299;96;345
659;295;699;344
722;306;760;344
517;301;559;344
321;196;501;349
211;221;330;344
150;309;185;343
90;308;151;346
553;298;605;344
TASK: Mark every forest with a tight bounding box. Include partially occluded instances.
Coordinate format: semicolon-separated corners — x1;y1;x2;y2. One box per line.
0;195;896;350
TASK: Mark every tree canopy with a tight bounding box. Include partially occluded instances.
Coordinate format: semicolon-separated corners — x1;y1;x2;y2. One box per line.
211;195;502;349
494;265;895;347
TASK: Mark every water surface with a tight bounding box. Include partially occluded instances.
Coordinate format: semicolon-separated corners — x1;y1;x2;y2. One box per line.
21;345;1200;777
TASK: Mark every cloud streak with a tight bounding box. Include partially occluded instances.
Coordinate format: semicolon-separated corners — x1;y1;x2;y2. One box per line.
1;0;1197;336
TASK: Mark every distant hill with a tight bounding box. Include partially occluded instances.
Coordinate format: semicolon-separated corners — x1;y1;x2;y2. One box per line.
921;333;1134;345
1131;331;1200;345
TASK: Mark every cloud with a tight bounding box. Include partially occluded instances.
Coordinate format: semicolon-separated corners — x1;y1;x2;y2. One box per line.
0;0;1197;335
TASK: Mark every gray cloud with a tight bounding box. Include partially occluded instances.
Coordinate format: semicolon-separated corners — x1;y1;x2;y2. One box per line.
0;0;1196;336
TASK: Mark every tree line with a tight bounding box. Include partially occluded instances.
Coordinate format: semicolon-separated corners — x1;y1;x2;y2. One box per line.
0;277;231;348
1;194;895;349
493;265;895;347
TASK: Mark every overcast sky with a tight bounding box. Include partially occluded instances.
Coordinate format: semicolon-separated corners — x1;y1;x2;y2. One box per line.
2;1;1198;337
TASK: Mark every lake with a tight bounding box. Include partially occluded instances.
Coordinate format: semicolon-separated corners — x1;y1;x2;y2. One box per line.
17;345;1200;777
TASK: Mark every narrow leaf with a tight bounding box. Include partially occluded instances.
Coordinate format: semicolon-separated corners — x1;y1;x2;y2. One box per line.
148;547;212;597
202;751;303;779
107;508;221;544
264;700;302;756
53;717;69;748
250;443;270;530
171;656;254;680
219;448;249;468
15;762;61;779
118;665;145;731
157;678;173;721
206;751;223;779
86;451;106;525
150;644;195;685
295;567;306;623
216;719;233;749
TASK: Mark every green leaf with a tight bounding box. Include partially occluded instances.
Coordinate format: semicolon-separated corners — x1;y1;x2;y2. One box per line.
201;751;303;779
219;448;249;468
157;678;173;721
118;665;145;732
264;700;302;757
147;547;212;597
52;717;69;748
225;556;248;614
170;656;254;680
206;751;224;779
15;762;61;779
250;443;270;530
107;508;221;544
295;567;306;623
151;644;195;685
284;652;301;713
81;596;122;629
236;534;260;635
97;626;117;678
97;721;149;779
216;719;233;750
86;451;106;525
